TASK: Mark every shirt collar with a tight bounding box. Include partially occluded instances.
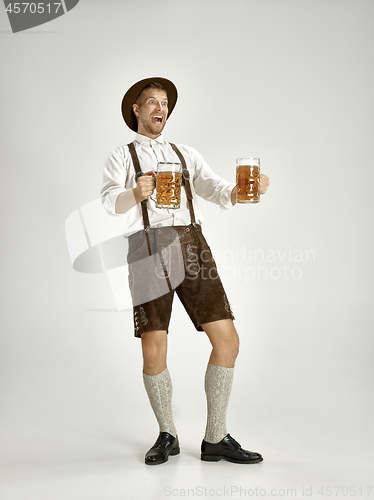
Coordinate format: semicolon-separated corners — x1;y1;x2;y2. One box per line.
135;133;165;145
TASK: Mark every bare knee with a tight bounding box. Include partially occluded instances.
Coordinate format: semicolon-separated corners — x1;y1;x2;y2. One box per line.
141;330;167;375
231;334;240;360
203;320;240;367
221;333;240;362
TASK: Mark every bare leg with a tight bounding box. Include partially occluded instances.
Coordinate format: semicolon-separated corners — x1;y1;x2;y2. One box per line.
141;330;168;375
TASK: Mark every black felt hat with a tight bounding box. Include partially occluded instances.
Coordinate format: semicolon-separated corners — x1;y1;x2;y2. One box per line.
121;77;178;132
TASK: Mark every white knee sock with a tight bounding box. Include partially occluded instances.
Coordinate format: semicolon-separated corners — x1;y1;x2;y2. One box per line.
204;363;234;444
143;367;177;438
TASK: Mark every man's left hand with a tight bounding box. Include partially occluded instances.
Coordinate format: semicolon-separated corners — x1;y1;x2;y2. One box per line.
231;173;270;205
259;173;270;195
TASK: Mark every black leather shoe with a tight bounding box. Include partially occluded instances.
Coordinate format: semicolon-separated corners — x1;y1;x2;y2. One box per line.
201;434;263;464
145;432;180;465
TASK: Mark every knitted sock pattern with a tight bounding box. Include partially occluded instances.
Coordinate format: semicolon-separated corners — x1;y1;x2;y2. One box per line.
143;367;177;438
204;363;234;444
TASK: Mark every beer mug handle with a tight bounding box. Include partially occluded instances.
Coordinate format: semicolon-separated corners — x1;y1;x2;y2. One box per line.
149;174;157;203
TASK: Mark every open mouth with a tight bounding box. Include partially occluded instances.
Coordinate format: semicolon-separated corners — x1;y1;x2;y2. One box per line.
151;115;163;124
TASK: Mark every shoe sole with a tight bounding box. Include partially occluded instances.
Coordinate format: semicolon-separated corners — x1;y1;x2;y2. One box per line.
145;447;180;466
201;454;263;464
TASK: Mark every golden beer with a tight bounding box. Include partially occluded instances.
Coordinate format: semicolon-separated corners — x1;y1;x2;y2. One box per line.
236;158;260;203
156;163;182;209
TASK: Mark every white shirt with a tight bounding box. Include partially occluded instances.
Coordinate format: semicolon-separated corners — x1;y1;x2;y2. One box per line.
101;133;235;237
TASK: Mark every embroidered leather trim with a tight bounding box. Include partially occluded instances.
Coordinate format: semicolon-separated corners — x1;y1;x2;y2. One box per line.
139;306;148;326
185;243;200;275
223;294;233;314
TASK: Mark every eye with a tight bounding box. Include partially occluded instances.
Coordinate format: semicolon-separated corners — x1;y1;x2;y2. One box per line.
149;100;155;104
162;102;168;106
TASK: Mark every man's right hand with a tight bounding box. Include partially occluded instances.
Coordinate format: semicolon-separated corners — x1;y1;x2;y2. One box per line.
133;171;156;203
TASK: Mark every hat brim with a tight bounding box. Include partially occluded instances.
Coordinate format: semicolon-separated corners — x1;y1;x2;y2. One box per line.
121;77;178;132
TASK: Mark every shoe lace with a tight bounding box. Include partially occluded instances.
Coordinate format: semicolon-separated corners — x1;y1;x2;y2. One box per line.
227;434;242;448
158;437;168;447
157;433;173;448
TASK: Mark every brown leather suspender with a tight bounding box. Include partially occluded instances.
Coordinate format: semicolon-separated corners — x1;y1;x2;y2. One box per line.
127;142;151;231
169;143;196;225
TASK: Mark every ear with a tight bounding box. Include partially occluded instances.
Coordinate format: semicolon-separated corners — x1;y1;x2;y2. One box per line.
132;103;139;117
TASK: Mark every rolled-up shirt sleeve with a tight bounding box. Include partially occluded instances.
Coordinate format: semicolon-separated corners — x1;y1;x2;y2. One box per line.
101;147;133;216
191;148;235;211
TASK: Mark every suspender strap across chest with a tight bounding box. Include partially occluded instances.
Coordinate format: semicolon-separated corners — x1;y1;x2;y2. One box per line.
169;143;196;225
127;142;151;230
127;141;196;229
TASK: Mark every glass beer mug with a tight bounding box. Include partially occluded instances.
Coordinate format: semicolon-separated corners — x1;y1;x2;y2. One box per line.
155;162;182;209
236;158;260;203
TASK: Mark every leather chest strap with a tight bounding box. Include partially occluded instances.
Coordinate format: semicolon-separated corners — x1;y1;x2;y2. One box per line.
127;142;151;231
169;143;196;225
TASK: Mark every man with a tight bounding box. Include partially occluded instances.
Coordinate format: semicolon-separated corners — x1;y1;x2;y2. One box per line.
101;77;269;466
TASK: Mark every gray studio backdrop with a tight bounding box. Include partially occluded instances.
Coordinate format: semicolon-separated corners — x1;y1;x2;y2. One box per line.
1;0;373;499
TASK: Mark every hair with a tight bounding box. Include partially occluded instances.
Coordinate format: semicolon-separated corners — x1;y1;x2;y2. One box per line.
134;82;167;106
